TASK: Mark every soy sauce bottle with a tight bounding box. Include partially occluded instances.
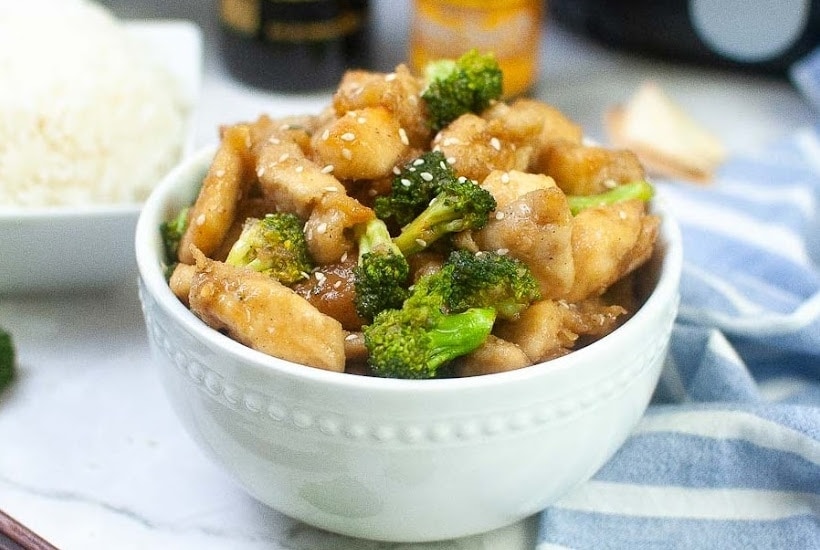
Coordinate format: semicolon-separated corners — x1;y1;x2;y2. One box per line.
219;0;371;92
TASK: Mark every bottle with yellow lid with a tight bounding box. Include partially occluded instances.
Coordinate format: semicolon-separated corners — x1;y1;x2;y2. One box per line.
409;0;544;98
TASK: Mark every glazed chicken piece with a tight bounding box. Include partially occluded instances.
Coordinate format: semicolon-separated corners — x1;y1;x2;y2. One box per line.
178;124;253;265
471;187;576;300
482;98;583;159
453;335;532;377
255;132;346;219
310;106;409;181
432;113;528;182
188;250;346;372
303;191;374;265
537;141;646;196
495;297;626;363
332;64;431;148
565;199;660;302
479;169;557;210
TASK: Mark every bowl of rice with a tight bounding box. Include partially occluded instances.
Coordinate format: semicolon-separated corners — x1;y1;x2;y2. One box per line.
0;0;200;294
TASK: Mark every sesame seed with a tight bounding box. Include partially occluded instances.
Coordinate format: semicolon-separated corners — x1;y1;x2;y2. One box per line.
415;238;427;248
400;178;412;187
333;280;342;289
316;222;328;234
321;164;334;174
457;176;467;183
385;72;397;81
603;178;617;189
500;172;510;184
342;148;353;160
618;209;628;220
340;252;348;263
214;169;226;177
321;129;330;140
256;166;266;177
413;158;425;166
278;153;290;163
344;333;357;341
300;271;310;279
439;161;447;170
446;156;456;164
323;186;340;192
496;248;509;255
392;166;401;175
195;213;206;226
268;137;281;145
490;137;501;151
279;123;291;130
295;165;304;173
398;128;409;146
443;137;460;146
340;132;356;142
315;271;327;282
357;116;367;124
420;172;433;181
495;211;505;220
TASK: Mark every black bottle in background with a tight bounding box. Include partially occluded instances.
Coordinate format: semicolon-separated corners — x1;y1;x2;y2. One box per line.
218;0;371;92
550;0;820;75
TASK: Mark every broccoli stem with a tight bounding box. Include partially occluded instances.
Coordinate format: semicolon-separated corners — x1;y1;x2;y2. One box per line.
424;307;496;370
353;219;410;320
392;197;468;255
356;218;401;260
567;180;654;216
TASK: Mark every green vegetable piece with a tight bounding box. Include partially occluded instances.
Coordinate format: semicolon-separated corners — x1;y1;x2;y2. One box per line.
421;49;503;131
567;180;655;216
353;218;411;321
225;212;312;285
374;151;455;226
392;176;497;256
440;249;541;320
364;298;496;379
0;328;15;393
160;207;189;277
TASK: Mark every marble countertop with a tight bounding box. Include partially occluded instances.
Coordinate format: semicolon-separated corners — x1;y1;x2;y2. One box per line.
0;2;814;549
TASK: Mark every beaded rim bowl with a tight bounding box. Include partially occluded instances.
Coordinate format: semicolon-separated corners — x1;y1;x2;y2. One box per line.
135;146;683;542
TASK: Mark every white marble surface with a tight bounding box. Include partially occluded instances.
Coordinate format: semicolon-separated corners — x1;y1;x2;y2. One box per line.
0;1;815;549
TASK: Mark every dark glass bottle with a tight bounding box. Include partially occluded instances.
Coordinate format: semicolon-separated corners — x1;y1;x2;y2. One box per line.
219;0;371;92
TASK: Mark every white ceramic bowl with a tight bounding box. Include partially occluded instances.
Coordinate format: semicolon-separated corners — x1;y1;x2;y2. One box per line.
136;146;683;542
0;21;201;294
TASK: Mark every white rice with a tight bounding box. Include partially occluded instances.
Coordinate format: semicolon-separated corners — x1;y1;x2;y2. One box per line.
0;0;188;207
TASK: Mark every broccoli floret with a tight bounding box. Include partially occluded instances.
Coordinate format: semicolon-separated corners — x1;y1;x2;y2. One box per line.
353;218;410;320
374;151;454;226
160;207;189;276
225;212;312;285
364;293;496;379
392;176;497;256
567;180;655;215
421;49;503;131
438;249;541;320
0;327;15;393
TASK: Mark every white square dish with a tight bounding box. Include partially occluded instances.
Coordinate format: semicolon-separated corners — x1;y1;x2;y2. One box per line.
0;20;202;294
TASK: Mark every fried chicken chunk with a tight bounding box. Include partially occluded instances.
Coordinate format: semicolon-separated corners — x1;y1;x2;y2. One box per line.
188;250;346;372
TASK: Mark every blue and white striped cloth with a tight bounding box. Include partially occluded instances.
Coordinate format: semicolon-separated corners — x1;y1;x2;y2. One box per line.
536;113;820;546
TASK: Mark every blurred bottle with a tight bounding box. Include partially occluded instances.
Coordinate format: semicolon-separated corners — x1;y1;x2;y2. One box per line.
409;0;544;97
218;0;371;92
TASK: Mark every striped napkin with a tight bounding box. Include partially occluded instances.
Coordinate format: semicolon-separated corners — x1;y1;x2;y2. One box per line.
536;119;820;545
